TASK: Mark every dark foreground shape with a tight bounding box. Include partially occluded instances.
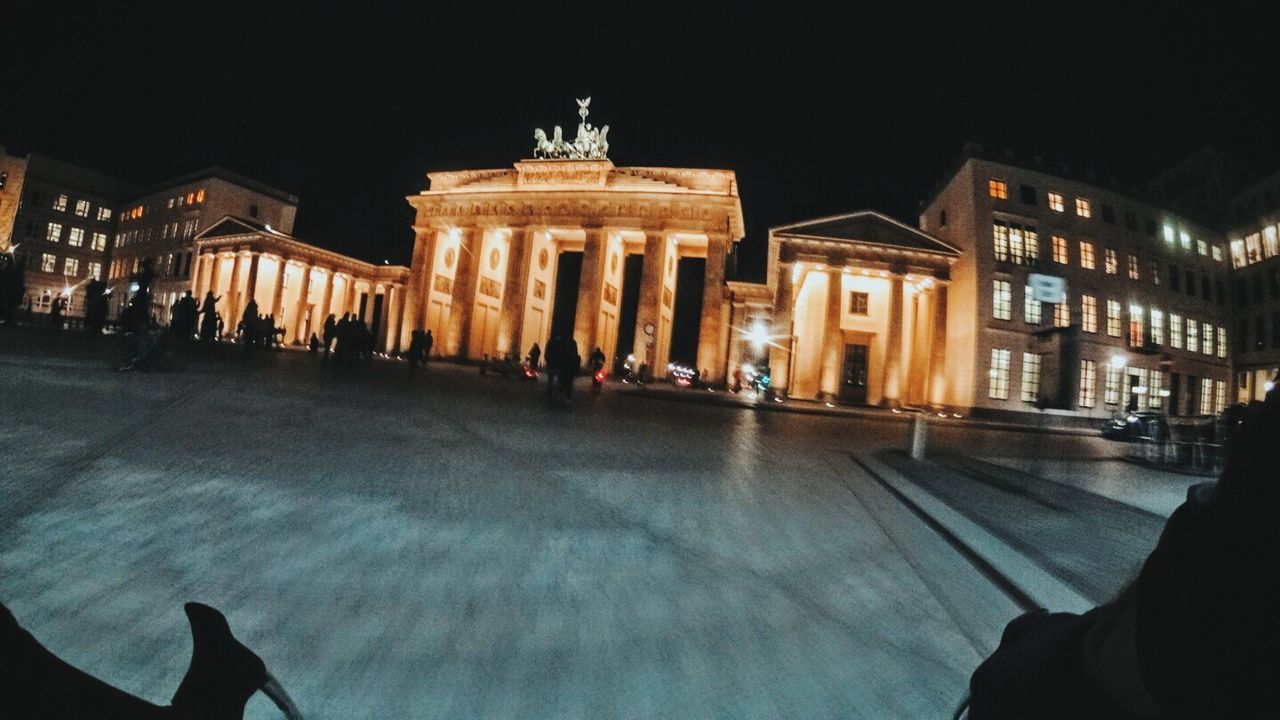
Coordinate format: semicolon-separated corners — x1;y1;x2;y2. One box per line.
0;601;302;719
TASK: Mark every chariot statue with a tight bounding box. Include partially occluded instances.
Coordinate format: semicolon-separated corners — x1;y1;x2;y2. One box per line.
533;98;611;160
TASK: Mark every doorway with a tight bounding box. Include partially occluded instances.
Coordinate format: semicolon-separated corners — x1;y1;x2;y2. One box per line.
840;343;870;404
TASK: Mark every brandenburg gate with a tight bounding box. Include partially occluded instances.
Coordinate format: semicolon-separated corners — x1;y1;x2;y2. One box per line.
402;99;745;380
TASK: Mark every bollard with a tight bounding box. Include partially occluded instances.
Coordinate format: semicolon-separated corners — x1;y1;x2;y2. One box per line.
907;412;929;460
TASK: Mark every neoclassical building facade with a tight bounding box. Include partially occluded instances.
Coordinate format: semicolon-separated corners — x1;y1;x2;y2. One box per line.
191;216;409;350
402;159;744;379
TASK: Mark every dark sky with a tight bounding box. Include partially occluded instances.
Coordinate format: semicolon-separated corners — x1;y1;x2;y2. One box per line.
4;2;1277;281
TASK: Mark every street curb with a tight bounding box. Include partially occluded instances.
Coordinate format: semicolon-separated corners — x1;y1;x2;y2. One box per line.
619;387;1098;437
852;451;1095;615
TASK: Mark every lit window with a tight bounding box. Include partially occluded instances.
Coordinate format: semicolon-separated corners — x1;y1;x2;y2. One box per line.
989;348;1011;400
87;262;101;280
1197;239;1208;256
1104;363;1123;405
1215;380;1228;414
63;257;79;276
1203;325;1215;357
992;223;1009;261
74;199;90;217
1079;359;1097;408
1129;305;1144;347
46;222;61;242
849;292;869;315
1082;295;1098;333
167;198;175;209
1151;309;1164;345
1170;313;1183;349
1128;254;1140;280
1212;245;1224;262
1180;231;1191;250
187;192;195;205
1245;232;1263;264
1048;192;1065;212
40;253;56;273
1150;260;1160;285
1052;236;1069;264
1148;370;1164;409
1104;248;1118;274
196;188;206;203
1024;285;1042;324
1187;319;1199;353
1163;225;1175;244
53;194;68;211
1079;241;1096;269
1021;353;1041;402
993;221;1038;264
96;207;112;222
993;280;1012;320
1265;226;1280;258
67;227;84;247
989;179;1008;199
1200;378;1214;415
1075;197;1091;217
1107;300;1122;337
1054;302;1070;328
1217;326;1227;358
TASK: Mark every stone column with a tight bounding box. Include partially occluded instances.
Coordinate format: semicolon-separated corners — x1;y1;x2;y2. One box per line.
291;261;313;343
191;254;207;296
319;269;335;322
406;229;433;331
725;300;743;378
344;277;358;318
819;269;845;399
574;228;606;357
245;253;261;314
927;281;949;407
388;283;405;354
270;258;286;322
882;271;906;405
632;231;666;363
769;263;795;393
498;227;530;357
445;227;483;357
227;252;246;331
696;235;729;384
208;253;224;298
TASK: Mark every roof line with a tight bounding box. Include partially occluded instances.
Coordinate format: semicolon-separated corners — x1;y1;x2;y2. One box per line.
770;209;963;255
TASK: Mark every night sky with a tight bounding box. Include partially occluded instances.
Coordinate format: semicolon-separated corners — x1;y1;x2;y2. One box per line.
4;2;1278;282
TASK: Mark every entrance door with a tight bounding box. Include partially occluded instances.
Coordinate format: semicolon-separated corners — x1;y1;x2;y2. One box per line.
839;343;870;404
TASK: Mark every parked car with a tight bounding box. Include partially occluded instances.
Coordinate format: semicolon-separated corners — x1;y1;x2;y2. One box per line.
1102;410;1170;441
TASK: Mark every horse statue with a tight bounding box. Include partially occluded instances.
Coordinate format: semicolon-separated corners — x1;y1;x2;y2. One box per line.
534;126;572;158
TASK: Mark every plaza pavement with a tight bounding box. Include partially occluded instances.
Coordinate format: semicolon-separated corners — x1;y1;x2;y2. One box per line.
0;329;1175;718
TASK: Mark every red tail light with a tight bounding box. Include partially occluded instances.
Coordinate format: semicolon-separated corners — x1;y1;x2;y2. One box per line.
595;369;606;382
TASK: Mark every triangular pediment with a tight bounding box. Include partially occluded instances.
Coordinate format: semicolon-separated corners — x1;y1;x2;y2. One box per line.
194;215;273;240
773;211;961;256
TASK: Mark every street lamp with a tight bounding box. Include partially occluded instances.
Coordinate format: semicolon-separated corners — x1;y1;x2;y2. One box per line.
1109;353;1127;369
744;322;770;353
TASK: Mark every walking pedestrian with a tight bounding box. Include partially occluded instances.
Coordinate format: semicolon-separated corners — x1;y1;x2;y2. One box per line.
528;342;541;372
544;335;561;398
560;336;580;400
322;314;337;361
422;329;433;370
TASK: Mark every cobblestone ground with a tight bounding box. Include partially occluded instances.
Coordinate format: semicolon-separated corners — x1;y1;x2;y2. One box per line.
0;334;1125;718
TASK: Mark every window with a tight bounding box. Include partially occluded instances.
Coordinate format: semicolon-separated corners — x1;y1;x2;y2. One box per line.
1020;184;1037;205
1148;370;1164;409
1215;380;1228;415
97;206;112;222
1075;197;1091;218
1200;378;1214;415
53;194;68;212
939;209;947;226
1054;302;1070;328
73;199;90;217
1021;353;1041;402
1128;254;1140;280
196;188;206;203
46;222;61;242
1079;360;1097;408
1180;231;1192;251
989;179;1008;199
1163;224;1175;244
249;204;260;218
1203;324;1215;356
1218;326;1227;359
1048;192;1065;212
1170;264;1181;291
40;253;56;273
992;221;1038;264
1197;239;1208;256
1080;241;1096;269
1104;247;1118;274
1104;363;1123;405
1170;313;1183;349
1129;305;1145;346
1052;236;1069;264
1107;300;1122;337
1150;260;1159;285
63;257;79;276
1082;295;1098;333
989;348;1011;400
91;232;107;252
87;262;101;280
167;197;175;209
1187;319;1199;354
67;227;85;247
849;292;869;314
1024;285;1042;324
993;280;1012;320
1151;309;1164;345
